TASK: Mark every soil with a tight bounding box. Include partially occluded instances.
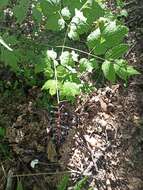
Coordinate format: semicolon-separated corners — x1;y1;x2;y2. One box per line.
0;1;143;190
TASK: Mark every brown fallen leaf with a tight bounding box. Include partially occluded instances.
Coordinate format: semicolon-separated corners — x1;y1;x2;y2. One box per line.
99;98;107;112
106;179;112;190
47;140;57;162
84;135;103;147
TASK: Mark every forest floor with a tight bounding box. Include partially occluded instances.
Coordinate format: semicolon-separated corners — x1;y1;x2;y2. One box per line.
0;1;143;190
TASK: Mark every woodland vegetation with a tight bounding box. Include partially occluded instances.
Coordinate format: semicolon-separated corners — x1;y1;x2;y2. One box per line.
0;0;142;190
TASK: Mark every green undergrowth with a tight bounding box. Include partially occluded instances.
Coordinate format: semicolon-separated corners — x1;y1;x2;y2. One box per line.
0;0;140;104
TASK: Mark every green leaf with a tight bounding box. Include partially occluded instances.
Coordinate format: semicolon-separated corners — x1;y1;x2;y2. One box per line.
74;176;88;190
41;0;64;31
87;28;101;48
105;44;129;59
59;51;77;73
35;58;54;78
13;6;26;23
102;60;116;82
0;0;9;8
79;58;98;73
0;143;9;158
17;180;23;190
68;26;79;40
57;175;69;190
126;66;140;76
40;0;60;16
35;62;47;74
47;50;57;60
114;59;140;81
87;21;129;55
44;67;54;78
61;7;71;20
120;9;128;17
32;7;42;23
0;37;13;51
0;127;6;138
1;49;19;72
13;0;30;23
114;59;128;80
60;51;75;67
2;34;18;46
87;28;107;55
61;82;81;98
57;65;68;79
46;13;61;31
58;18;66;30
68;9;88;40
102;21;129;48
42;80;58;95
63;0;86;15
83;0;105;24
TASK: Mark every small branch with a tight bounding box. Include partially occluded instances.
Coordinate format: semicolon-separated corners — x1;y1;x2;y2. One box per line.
56;45;105;61
10;170;80;178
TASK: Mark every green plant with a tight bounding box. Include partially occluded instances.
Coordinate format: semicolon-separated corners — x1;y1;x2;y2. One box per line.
0;0;140;102
57;174;69;190
56;175;89;190
0;127;9;158
74;176;88;190
0;36;13;51
16;179;23;190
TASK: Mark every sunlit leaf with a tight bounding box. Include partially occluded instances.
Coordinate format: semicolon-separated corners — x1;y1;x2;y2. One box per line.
61;82;81;98
102;60;116;82
42;80;59;95
105;44;129;59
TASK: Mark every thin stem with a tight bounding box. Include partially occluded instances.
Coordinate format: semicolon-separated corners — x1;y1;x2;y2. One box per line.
56;45;105;61
61;0;89;53
53;60;60;104
10;170;81;178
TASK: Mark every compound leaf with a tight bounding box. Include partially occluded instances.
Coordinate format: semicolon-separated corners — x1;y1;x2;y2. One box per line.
42;80;58;95
102;60;116;82
114;59;140;81
68;9;88;40
105;44;129;59
79;58;98;73
60;51;75;67
61;82;81;98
